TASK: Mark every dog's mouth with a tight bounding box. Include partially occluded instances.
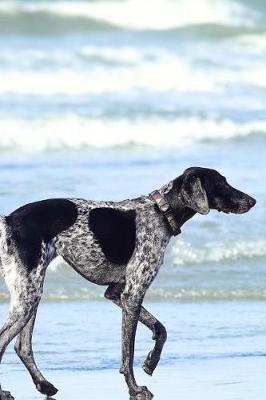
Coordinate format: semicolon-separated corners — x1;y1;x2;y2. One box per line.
233;206;252;214
217;205;251;214
216;200;255;215
214;191;256;215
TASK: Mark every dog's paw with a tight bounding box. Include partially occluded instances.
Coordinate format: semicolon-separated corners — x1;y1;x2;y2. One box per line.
0;390;15;400
142;350;159;376
129;386;153;400
36;380;58;397
142;362;153;376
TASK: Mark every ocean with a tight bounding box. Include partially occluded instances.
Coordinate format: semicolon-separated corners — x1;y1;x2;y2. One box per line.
0;1;266;398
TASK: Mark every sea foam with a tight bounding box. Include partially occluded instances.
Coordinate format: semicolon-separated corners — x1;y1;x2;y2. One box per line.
172;239;266;265
0;116;264;152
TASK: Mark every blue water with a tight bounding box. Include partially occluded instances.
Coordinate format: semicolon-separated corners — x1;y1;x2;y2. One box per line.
0;0;265;301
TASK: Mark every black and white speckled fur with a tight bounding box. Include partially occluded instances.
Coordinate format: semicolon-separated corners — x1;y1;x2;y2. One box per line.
0;167;256;400
56;196;169;285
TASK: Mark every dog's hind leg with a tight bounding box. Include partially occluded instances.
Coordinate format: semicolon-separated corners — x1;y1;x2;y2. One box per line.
105;284;167;377
0;247;53;399
13;242;58;397
0;281;42;400
14;309;58;397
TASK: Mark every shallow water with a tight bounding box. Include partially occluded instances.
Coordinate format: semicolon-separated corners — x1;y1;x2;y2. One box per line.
1;301;266;399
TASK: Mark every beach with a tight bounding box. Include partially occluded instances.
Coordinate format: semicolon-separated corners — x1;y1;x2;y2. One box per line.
2;300;266;400
0;0;266;398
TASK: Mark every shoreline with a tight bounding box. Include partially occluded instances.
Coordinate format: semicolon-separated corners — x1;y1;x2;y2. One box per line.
2;358;266;400
1;301;266;399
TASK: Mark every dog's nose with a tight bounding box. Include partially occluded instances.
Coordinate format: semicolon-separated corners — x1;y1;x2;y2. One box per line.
248;196;256;208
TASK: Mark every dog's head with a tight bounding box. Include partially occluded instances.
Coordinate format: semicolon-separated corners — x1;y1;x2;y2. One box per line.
179;167;256;215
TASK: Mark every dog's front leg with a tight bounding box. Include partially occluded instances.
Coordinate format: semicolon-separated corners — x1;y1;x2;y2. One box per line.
121;292;153;400
105;284;167;377
119;224;169;399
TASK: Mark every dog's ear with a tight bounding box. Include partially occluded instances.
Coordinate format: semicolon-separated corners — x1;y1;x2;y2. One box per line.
181;175;209;215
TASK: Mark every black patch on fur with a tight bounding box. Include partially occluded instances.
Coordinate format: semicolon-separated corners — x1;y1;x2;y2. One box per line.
6;199;78;271
89;208;136;265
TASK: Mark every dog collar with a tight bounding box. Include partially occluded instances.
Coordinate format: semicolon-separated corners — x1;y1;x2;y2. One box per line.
149;190;181;236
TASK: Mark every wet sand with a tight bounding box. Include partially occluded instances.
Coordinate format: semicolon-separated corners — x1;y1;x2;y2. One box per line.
2;357;266;400
1;301;266;400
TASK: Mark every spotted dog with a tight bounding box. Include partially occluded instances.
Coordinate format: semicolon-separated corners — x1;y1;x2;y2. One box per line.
0;167;256;400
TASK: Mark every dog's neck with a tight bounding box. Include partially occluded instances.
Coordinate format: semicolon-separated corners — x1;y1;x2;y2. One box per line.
160;177;196;229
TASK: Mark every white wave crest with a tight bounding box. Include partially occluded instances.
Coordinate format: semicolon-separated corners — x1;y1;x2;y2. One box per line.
147;288;266;301
0;62;216;94
0;0;251;31
1;55;266;95
0;116;265;152
172;239;266;265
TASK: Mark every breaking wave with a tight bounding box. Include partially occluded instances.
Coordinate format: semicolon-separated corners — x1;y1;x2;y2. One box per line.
2;284;266;303
0;116;264;152
172;239;266;265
